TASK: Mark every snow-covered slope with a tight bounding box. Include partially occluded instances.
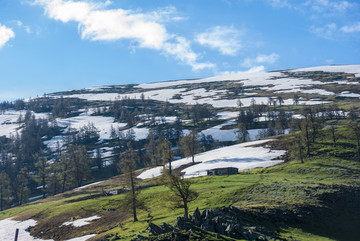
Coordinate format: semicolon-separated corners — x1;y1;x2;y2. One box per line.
0;64;359;159
138;139;285;179
57;65;360;108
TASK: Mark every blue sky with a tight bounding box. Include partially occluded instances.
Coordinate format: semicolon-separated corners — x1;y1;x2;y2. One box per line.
0;0;359;101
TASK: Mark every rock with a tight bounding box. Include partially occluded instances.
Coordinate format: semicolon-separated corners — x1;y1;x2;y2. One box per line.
161;222;173;232
192;207;202;226
148;223;164;235
200;222;214;232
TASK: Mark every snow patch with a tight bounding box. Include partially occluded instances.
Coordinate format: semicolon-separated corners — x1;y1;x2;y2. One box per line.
138;139;285;179
0;218;53;241
65;235;97;241
62;216;100;227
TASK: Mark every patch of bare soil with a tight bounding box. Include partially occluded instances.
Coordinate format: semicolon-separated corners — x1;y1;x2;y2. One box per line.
29;206;129;241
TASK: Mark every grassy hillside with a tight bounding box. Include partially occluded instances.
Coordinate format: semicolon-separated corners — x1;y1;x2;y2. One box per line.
1;122;360;241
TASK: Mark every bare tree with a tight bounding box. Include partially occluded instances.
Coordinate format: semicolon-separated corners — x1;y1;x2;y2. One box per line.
119;143;141;222
328;122;338;147
0;172;10;210
34;151;50;199
236;123;248;143
180;131;200;164
160;140;173;174
348;122;360;161
291;133;305;164
162;169;198;220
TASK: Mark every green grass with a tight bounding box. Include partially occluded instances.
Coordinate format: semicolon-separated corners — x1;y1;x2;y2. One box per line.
1;126;360;240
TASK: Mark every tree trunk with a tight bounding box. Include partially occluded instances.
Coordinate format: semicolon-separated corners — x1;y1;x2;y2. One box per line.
183;199;188;220
130;172;138;222
0;185;3;211
42;175;46;199
331;127;336;147
169;159;172;174
305;124;311;156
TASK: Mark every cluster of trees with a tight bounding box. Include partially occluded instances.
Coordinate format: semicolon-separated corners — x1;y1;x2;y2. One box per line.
119;141;198;222
1;97;84;118
288;105;360;163
235;98;352;143
0;109;104;210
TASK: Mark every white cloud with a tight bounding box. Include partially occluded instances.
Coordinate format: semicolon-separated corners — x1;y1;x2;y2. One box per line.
195;25;242;56
163;36;215;70
24;26;32;34
242;53;279;68
265;0;292;8
0;24;15;49
341;22;360;32
310;23;337;39
149;6;186;23
304;0;353;14
33;0;213;70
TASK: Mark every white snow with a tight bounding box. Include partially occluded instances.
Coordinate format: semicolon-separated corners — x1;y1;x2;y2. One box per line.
28;195;43;201
276;88;334;96
0;110;49;137
290;65;360;77
121;126;149;140
43;136;65;151
57;113;127;140
74;181;104;191
65;235;97;241
90;147;113;158
0;218;53;241
138;139;285;179
62;216;100;227
201;121;237;142
217;111;239;120
55;65;355;108
338;91;360;98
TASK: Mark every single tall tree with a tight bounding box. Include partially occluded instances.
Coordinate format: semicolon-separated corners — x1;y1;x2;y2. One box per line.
160;140;173;174
236;123;248;143
119;143;141;222
348;122;360;161
0;172;10;210
34;151;50;199
162;169;198;220
180;131;200;164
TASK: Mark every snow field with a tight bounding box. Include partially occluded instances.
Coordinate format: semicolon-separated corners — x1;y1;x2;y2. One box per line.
74;181;104;191
0;110;49;137
290;65;360;77
0;218;51;241
0;218;98;241
138;139;285;179
61;216;101;227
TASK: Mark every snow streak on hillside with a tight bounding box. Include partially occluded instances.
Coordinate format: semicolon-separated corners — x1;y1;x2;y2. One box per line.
0;218;97;241
138;139;285;179
57;65;360;108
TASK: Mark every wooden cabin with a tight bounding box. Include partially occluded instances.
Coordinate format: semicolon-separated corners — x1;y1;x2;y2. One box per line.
207;167;238;176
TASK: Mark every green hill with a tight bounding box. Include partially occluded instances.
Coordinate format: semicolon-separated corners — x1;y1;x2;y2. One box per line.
1;122;360;241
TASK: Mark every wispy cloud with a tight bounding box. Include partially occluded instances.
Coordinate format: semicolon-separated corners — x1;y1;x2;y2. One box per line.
341;22;360;32
242;53;279;68
33;0;213;70
14;20;33;34
264;0;355;15
0;24;15;49
304;0;353;14
265;0;292;8
310;23;337;39
163;36;215;70
195;25;242;56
